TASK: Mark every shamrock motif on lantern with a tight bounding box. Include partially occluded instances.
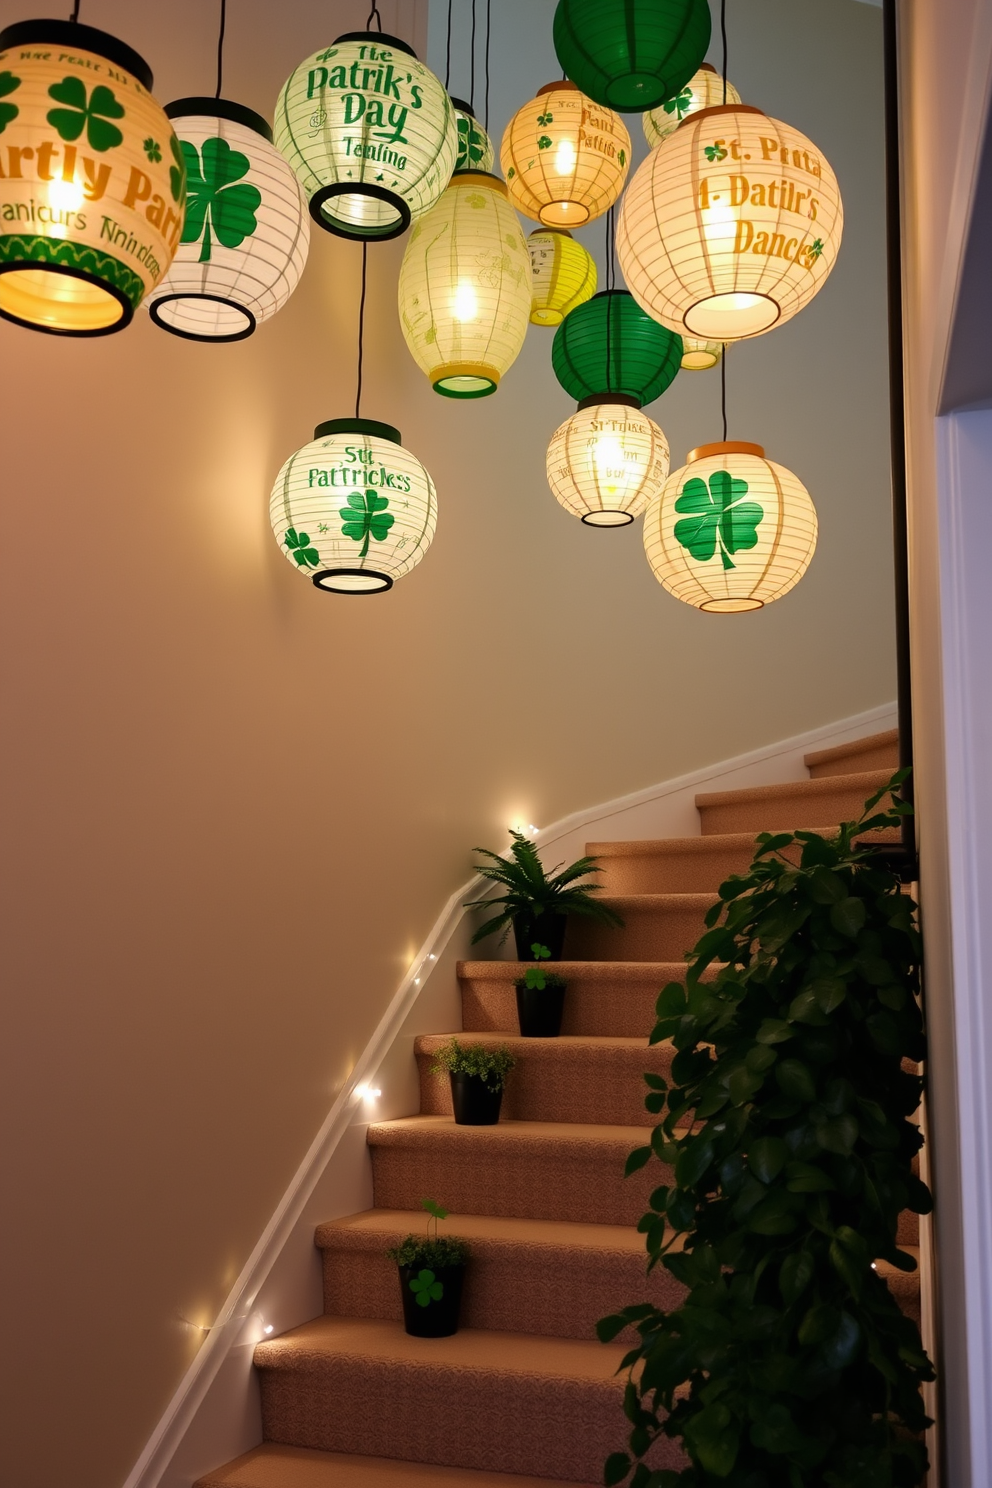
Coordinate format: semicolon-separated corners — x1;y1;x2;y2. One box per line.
673;469;764;570
46;75;124;150
663;86;693;119
168;133;186;204
0;71;21;132
339;490;395;557
181;137;260;262
284;528;321;568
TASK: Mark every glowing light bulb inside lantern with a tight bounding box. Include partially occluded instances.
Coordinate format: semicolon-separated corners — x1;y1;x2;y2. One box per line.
701;197;737;255
453;281;478;322
47;177;84;212
591;434;629;496
555;139;576;177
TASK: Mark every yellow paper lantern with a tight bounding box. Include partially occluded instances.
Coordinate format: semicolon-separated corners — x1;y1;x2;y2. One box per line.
681;337;723;370
398;172;531;398
616;104;843;342
500;81;630;228
642;64;740;148
643;440;817;611
547;399;670;526
0;19;184;335
528;228;597;327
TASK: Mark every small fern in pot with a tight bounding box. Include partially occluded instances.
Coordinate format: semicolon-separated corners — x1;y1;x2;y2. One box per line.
431;1037;516;1126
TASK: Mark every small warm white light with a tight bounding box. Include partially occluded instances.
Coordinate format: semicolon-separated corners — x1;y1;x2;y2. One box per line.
453;282;478;322
555;139;576;176
355;1083;382;1102
429;954;436;960
263;1324;274;1334
47;178;85;212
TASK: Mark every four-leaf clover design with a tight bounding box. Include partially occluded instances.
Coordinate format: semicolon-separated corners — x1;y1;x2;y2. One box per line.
409;1269;444;1308
284;528;320;568
339;490;394;557
0;72;21;134
704;141;728;162
537;135;552;150
663;86;693;119
144;137;162;163
536;111;553;126
673;469;764;571
47;76;124;152
181;137;261;263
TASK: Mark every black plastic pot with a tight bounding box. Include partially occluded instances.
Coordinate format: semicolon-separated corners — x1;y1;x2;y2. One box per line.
515;982;566;1038
450;1070;503;1125
512;911;567;960
398;1261;465;1337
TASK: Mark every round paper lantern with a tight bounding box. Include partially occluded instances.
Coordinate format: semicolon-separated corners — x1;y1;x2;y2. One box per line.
146;99;309;341
451;97;495;174
528;228;596;326
270;418;437;594
553;0;711;112
642;64;740;148
398;171;530;398
552;290;682;406
500;81;629;228
617;103;843;342
547;399;670;526
681;336;722;370
643;440;817;611
0;18;184;335
274;31;457;241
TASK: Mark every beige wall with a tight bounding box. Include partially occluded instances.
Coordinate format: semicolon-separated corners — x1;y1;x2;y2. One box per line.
0;3;892;1486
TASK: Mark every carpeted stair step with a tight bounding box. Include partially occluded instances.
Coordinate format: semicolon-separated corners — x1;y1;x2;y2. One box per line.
253;1317;684;1482
415;1033;669;1127
195;1443;602;1488
587;832;772;895
565;894;716;962
458;960;698;1038
804;729;899;779
368;1117;665;1225
695;769;894;835
317;1209;684;1340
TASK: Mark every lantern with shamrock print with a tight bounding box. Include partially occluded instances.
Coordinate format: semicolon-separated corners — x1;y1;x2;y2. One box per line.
0;18;184;334
451;97;495;174
270;419;437;594
643;440;817;611
528;228;596;327
552;290;682;406
146;99;309;341
547;400;670;526
642;64;740;148
553;0;711;112
275;31;457;241
500;81;629;228
681;337;723;371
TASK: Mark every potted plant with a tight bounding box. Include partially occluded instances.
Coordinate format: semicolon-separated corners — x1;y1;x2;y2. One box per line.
515;943;568;1038
430;1037;516;1125
387;1197;468;1339
465;828;623;958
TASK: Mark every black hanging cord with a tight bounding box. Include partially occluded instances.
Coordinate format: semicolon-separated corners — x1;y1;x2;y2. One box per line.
367;0;383;32
355;244;369;419
605;207;615;390
445;0;453;89
484;0;492;131
69;0;80;18
215;0;227;100
720;0;728;104
470;0;478;112
721;354;728;441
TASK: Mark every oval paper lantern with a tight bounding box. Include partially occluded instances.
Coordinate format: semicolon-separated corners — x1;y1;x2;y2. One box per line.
642;64;740;147
528;228;596;326
643;440;817;611
146;99;309;341
275;31;457;241
552;290;682;406
617;103;843;341
398;172;530;398
547;399;670;526
0;18;184;335
500;81;629;228
681;336;722;370
270;418;437;593
553;0;711;112
451;97;495;174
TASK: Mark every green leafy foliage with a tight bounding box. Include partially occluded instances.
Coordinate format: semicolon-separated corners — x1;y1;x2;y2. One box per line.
517;941;566;991
464;830;623;947
430;1037;516;1092
387;1195;469;1269
600;772;934;1488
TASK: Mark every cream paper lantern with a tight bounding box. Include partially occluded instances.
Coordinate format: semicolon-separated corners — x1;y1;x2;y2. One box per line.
451;97;495;174
0;18;184;335
547;399;670;526
681;336;722;370
642;64;740;148
528;228;597;327
146;99;309;341
617;103;843;342
275;31;457;241
644;440;816;611
500;81;630;228
398;172;531;398
270;418;437;593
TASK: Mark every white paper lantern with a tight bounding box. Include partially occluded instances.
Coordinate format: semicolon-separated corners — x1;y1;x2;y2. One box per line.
274;31;457;241
451;97;495;174
146;99;309;341
500;81;630;228
270;419;437;593
681;337;722;370
642;64;740;148
547;399;670;526
643;440;816;611
528;228;597;327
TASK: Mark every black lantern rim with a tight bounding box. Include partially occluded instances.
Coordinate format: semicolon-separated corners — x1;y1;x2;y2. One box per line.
148;292;257;343
314;418;402;444
450;96;475;116
0;259;133;338
333;30;417;59
0;19;153;90
581;509;636;527
312;568;394;595
165;97;273;143
577;392;643;411
309;182;411;241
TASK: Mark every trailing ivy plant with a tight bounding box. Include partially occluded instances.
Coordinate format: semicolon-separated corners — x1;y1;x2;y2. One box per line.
598;773;934;1488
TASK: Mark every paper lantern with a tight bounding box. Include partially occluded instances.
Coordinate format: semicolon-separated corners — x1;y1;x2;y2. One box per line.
398;171;530;398
681;337;722;370
643;440;816;611
528;228;596;326
275;31;457;241
552;290;682;406
146;99;309;341
547;399;670;526
451;97;495;174
553;0;711;112
270;418;436;593
642;63;740;147
500;81;629;228
0;18;184;335
617;103;843;341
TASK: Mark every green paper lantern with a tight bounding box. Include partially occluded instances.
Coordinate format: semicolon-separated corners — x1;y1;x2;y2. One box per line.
551;290;682;407
553;0;711;113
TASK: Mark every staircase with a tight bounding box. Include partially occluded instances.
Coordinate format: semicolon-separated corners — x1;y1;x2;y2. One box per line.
196;729;917;1488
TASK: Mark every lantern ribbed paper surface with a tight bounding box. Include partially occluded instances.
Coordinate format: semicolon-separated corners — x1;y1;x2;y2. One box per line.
275;32;457;241
270;419;437;593
528;228;596;326
398;172;531;398
553;0;711;112
617;103;843;342
642;64;740;147
451;97;495;174
681;336;722;370
500;82;629;228
547;400;670;526
147;99;309;341
552;290;682;406
644;440;817;611
0;19;184;335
